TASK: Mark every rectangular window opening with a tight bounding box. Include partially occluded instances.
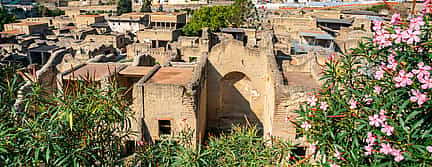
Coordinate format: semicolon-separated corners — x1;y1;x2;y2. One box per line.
159;120;171;136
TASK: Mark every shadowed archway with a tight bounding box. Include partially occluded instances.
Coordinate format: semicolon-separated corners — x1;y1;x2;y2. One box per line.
217;71;263;132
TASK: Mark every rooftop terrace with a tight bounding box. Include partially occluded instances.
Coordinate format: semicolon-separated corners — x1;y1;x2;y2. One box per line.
119;66;154;77
63;63;125;81
147;67;193;85
285;72;319;89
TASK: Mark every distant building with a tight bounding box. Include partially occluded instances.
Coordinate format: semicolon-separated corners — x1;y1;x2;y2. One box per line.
21;16;75;29
149;12;186;30
150;0;207;5
28;45;61;65
135;12;186;47
316;17;353;30
3;22;48;35
65;9;82;18
84;34;128;52
291;31;335;54
75;15;105;28
108;13;150;33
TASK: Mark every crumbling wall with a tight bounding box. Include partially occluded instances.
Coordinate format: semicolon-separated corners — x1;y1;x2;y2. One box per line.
14;48;69;111
185;55;207;143
207;37;274;135
132;65;161;141
273;86;316;142
270;16;318;39
126;42;151;59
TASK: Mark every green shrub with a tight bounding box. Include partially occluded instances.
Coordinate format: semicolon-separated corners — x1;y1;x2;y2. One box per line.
133;126;300;166
297;3;432;166
0;65;133;166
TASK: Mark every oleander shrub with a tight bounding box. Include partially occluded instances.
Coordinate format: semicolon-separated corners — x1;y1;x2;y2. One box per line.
296;2;432;166
0;65;133;166
133;126;301;166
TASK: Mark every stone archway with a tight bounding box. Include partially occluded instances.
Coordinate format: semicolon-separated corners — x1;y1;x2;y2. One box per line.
217;72;262;130
206;39;272;135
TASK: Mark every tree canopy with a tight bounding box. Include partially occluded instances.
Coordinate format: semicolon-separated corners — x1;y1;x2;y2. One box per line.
182;0;256;36
117;0;132;16
140;0;152;13
39;6;65;17
0;8;16;31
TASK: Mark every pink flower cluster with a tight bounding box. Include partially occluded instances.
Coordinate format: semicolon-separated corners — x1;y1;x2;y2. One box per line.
423;0;431;14
391;62;431;107
364;131;404;162
374;55;398;81
373;20;392;48
368;110;387;128
307;95;317;106
375;14;424;46
408;62;431;106
301;122;311;131
365;108;405;162
394;70;414;87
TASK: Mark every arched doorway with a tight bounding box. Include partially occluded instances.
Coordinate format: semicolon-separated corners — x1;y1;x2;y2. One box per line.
217;72;263;132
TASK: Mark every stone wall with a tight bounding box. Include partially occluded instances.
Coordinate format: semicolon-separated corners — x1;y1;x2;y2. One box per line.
136;29;181;42
127;42;151;59
206;38;274;135
336;27;372;52
14;48;69;111
270;16;318;39
305;10;341;19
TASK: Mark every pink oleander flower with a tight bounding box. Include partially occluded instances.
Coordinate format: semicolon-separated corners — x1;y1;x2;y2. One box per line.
391;148;401;156
369;114;382;127
364;144;373;156
373;20;383;31
334;148;342;159
380;143;392;155
423;0;432;14
387;55;398;71
427;146;432;153
364;94;373;105
412;62;431;80
402;29;421;44
381;123;394;136
394;70;414;87
410;89;428;107
391;13;401;25
307;96;317;106
374;85;381;94
409;16;425;30
379;109;387;120
349;99;357;109
366;131;376;144
330;163;340;167
320;101;328;111
420;77;432;89
394;154;405;162
375;69;385;80
301;122;311;131
391;148;404;162
391;27;404;44
376;32;392;48
309;144;316;153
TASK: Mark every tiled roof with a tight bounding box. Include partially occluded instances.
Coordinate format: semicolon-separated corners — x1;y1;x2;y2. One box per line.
7;22;47;26
78;15;102;17
0;30;24;35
